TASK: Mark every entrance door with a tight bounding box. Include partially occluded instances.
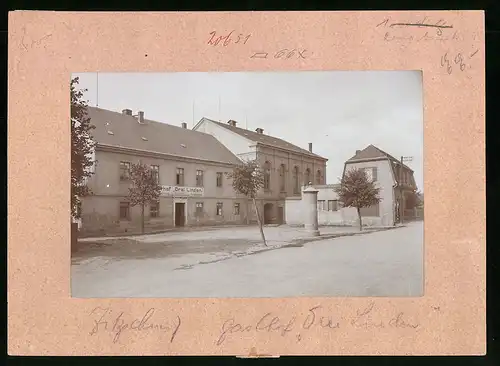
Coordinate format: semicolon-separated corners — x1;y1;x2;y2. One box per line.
264;203;274;224
175;203;185;227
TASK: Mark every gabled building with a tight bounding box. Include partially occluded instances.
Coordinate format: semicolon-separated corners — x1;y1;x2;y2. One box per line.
193;117;328;224
341;144;418;226
284;144;418;227
79;107;247;236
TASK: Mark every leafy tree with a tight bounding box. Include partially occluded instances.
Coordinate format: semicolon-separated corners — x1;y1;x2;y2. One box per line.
71;77;96;220
127;163;163;234
334;168;381;231
226;160;267;246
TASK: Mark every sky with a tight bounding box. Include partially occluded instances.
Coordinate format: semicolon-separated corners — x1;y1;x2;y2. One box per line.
73;71;424;191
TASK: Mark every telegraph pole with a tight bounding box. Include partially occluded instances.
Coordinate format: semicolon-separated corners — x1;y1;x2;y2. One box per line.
399;156;413;225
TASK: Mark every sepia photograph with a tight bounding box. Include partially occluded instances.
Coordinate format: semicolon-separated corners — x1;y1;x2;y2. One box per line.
70;71;424;298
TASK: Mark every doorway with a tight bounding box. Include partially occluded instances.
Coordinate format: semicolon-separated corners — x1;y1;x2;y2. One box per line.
277;206;284;225
175;203;185;227
264;203;274;224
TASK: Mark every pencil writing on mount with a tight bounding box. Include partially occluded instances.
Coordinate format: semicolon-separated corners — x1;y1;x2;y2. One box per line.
390;22;453;29
251;52;268;59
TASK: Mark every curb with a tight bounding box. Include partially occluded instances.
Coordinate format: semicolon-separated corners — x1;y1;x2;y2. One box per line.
172;225;405;270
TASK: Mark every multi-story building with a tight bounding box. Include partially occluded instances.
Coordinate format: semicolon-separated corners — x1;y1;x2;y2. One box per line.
285;145;418;227
79;107;247;235
341;144;418;226
193;118;328;224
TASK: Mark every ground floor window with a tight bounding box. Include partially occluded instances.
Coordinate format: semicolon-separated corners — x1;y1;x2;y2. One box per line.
195;202;204;215
327;200;338;211
216;202;223;216
233;203;240;215
119;201;130;220
317;200;326;211
150;201;159;218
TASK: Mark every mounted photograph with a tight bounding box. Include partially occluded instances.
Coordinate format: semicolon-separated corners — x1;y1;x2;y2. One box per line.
70;71;424;298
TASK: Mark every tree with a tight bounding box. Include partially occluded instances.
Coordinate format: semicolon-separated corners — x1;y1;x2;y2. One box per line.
127;163;163;234
226;160;267;246
71;77;96;220
334;168;381;231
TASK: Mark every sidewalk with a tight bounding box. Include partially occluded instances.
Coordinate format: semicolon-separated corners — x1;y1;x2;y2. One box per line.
73;224;405;269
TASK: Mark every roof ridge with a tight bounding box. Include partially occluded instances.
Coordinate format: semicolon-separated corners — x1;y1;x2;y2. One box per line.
85;107;242;165
87;106;212;136
205;118;327;160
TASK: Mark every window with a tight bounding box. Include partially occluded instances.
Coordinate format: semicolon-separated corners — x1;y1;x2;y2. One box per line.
196;170;204;187
119;201;130;220
293;166;300;194
363;167;377;182
316;170;322;185
234;203;240;215
176;168;184;186
304;168;311;186
150;201;159;218
216;172;223;187
195;202;204;215
263;162;271;190
317;200;326;211
279;164;286;192
76;201;82;218
120;161;131;181
216;202;223;216
327;200;338;211
150;165;159;184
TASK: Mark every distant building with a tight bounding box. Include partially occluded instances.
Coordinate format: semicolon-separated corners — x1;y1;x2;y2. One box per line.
285;184;343;226
342;144;418;226
79;107;247;235
285;145;418;227
193;118;328;224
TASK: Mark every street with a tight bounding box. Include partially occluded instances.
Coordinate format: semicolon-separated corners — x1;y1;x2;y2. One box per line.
71;221;423;298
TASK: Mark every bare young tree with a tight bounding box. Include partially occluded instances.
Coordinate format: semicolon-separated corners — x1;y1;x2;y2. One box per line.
334;168;381;231
226;160;267;246
71;77;96;220
127;163;163;234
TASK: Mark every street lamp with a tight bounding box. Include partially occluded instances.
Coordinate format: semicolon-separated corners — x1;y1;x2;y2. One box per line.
399;156;413;225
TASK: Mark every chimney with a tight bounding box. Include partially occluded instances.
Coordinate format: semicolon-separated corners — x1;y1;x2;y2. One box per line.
181;122;187;129
355;150;361;155
122;109;132;115
227;120;237;127
137;111;145;123
308;143;313;152
255;128;264;134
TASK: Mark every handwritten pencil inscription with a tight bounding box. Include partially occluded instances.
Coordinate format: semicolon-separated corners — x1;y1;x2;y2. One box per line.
207;30;251;47
376;16;471;44
89;307;181;344
441;49;479;74
250;48;308;60
19;26;53;52
216;302;418;346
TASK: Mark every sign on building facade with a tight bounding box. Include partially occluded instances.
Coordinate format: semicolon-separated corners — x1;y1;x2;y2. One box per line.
160;185;204;197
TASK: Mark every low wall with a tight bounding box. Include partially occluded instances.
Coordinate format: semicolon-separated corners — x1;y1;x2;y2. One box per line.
285;198;394;227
